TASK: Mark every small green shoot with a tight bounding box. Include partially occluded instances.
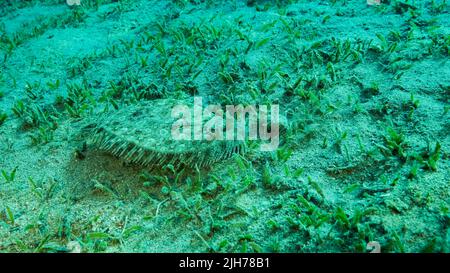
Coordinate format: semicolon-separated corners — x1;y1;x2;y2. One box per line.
5;206;15;225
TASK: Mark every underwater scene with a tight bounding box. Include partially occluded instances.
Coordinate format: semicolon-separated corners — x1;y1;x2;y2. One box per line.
0;0;448;253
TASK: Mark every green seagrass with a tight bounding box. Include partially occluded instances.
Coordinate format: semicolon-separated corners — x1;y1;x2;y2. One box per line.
90;98;244;168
